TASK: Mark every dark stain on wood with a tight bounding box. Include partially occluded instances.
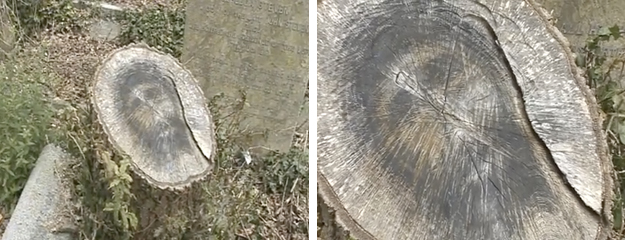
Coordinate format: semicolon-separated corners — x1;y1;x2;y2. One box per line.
317;0;611;239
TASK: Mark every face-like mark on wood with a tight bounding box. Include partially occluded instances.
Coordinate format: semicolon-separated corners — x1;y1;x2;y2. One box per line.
348;6;553;229
318;1;597;239
115;62;196;171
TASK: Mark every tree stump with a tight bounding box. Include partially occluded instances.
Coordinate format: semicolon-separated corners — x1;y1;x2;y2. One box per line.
92;43;216;190
317;0;613;239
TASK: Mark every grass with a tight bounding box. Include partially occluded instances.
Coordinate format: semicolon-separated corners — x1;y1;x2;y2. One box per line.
0;47;57;217
0;0;309;239
59;90;308;239
2;0;624;239
116;2;186;58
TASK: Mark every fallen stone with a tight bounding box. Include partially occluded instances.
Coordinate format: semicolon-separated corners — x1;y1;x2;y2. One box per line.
71;0;123;17
88;19;121;41
2;144;76;240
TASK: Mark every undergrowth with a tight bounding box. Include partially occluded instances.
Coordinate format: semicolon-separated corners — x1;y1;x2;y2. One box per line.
575;24;625;234
6;0;90;40
0;50;56;215
57;89;308;239
116;2;186;58
0;0;308;239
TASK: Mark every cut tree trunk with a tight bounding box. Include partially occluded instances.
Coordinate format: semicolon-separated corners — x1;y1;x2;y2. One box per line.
92;43;216;190
317;0;613;239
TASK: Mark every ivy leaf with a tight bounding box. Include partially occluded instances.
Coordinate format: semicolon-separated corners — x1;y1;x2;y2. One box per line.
598;26;612;37
609;25;621;40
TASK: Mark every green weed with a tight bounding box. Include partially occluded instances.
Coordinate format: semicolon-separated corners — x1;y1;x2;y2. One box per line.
1;1;308;239
6;0;90;40
0;52;56;214
575;24;625;233
116;3;186;58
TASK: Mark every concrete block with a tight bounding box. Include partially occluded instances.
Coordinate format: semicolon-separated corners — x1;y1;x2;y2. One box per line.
2;144;76;240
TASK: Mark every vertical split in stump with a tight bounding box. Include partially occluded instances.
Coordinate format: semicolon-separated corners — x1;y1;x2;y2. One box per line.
92;43;216;190
317;0;613;239
91;43;219;238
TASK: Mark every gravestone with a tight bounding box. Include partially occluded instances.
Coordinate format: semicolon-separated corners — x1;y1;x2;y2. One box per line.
181;0;309;153
536;0;625;91
536;0;625;57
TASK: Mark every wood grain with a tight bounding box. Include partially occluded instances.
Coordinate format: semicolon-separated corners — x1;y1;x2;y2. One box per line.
317;0;613;239
93;43;216;190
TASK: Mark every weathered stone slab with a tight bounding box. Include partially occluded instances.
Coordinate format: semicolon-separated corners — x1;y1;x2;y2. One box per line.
2;144;75;240
536;0;625;84
88;19;121;41
181;0;308;153
298;96;308;132
536;0;625;55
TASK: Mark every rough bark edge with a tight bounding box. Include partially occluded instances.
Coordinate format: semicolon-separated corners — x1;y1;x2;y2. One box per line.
91;42;217;191
318;192;352;239
317;171;374;240
525;1;614;238
316;0;615;239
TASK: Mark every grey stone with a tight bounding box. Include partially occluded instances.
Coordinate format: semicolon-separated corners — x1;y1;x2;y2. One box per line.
536;0;625;85
536;0;625;49
70;1;124;42
88;19;121;41
297;96;308;132
71;0;124;18
181;0;309;153
2;144;75;240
